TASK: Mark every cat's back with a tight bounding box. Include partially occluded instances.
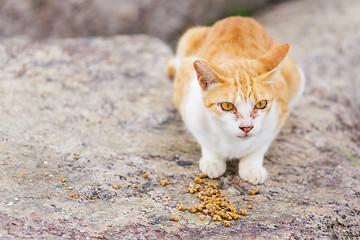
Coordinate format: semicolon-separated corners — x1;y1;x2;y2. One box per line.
196;17;277;61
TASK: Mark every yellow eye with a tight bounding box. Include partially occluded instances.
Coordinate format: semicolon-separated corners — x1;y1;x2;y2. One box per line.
220;102;234;111
255;100;268;109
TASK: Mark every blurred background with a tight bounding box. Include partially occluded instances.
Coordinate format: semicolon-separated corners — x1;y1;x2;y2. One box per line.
0;0;286;47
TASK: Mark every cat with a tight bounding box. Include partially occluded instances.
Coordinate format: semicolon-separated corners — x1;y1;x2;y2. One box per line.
168;16;304;185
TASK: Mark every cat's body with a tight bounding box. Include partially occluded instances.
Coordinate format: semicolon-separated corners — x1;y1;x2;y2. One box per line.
169;17;304;184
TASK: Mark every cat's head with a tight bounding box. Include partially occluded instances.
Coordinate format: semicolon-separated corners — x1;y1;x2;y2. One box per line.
193;43;289;139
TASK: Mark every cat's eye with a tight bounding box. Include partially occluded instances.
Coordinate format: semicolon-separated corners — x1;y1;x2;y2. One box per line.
255;100;268;109
220;102;234;111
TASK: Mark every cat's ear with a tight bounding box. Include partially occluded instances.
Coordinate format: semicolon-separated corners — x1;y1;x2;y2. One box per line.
193;60;223;90
256;43;289;80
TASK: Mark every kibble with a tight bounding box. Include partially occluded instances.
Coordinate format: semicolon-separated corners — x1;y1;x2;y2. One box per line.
160;180;170;186
184;175;248;226
177;205;186;211
197;173;208;179
189;207;197;213
194;177;204;184
239;208;248;216
71;193;80;199
249;188;259;195
224;212;233;220
213;215;222;221
171;214;179;222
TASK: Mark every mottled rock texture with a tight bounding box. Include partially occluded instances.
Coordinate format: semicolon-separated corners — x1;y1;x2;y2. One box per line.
0;0;270;44
0;0;360;239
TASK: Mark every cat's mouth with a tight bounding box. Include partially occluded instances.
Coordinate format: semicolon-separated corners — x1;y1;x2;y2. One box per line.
236;134;253;139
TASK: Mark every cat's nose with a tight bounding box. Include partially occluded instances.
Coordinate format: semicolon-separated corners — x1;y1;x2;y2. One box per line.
240;125;254;133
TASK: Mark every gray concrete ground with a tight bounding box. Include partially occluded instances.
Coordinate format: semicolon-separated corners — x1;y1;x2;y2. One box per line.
0;0;359;239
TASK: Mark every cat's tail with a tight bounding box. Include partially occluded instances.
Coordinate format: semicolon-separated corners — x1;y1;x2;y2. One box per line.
166;57;176;80
289;66;306;109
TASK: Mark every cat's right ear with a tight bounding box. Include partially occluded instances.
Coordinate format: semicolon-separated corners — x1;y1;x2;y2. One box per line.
256;43;289;81
193;60;222;90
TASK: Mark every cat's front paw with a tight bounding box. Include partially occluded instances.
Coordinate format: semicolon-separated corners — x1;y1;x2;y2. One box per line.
199;156;226;179
239;165;268;185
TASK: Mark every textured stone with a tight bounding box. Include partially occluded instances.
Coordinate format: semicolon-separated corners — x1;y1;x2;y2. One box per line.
0;0;270;44
0;0;360;239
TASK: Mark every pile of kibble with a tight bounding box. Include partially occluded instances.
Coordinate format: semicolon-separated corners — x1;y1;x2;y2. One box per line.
174;173;257;227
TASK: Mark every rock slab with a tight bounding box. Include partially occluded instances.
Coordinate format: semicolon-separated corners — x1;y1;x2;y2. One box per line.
0;0;360;239
0;0;270;44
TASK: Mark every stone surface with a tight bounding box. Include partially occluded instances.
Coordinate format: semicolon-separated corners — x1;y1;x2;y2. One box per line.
0;0;271;44
0;0;360;239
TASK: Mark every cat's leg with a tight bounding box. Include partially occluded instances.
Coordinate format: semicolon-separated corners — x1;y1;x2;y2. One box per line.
238;146;269;185
199;147;226;179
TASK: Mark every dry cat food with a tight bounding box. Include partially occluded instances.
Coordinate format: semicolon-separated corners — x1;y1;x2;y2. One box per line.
177;205;186;211
178;173;252;227
160;179;170;186
197;173;208;178
142;171;148;178
171;214;179;222
239;208;248;216
71;193;80;199
249;188;260;195
194;177;204;184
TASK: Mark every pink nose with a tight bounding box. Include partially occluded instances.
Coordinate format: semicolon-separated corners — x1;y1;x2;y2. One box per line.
240;126;253;134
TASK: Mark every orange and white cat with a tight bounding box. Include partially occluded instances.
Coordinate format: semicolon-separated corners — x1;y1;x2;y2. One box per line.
168;17;304;184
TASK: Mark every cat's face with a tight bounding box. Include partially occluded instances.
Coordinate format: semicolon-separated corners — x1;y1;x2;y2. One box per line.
201;74;274;139
193;43;289;139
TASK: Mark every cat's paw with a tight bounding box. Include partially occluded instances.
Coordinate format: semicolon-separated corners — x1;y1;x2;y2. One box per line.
239;165;268;185
199;157;226;179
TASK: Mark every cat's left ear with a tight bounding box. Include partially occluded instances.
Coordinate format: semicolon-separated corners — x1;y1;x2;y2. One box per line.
256;43;289;81
193;60;223;90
